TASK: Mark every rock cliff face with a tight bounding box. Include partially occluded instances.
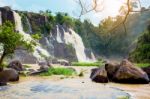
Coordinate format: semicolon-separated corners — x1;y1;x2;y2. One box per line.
0;7;96;63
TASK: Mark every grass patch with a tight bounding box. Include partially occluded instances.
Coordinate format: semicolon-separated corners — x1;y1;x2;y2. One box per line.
71;61;104;67
40;67;76;76
23;65;31;68
135;63;150;68
117;96;130;99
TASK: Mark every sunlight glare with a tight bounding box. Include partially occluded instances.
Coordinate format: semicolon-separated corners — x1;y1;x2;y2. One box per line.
104;0;124;17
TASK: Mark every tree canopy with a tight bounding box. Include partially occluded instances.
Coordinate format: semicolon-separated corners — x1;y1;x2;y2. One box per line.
0;21;33;68
129;24;150;63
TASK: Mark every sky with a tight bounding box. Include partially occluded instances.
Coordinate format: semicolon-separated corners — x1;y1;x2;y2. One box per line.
0;0;150;25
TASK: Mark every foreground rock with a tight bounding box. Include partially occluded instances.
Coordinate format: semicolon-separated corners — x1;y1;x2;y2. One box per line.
0;68;19;86
90;67;109;83
112;59;149;84
91;59;149;84
142;66;150;79
29;65;51;76
8;60;24;72
105;62;120;81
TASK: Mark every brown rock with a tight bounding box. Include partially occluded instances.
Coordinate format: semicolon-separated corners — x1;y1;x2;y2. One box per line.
113;59;149;84
90;66;109;83
142;66;150;79
105;62;120;80
0;68;19;86
8;60;24;72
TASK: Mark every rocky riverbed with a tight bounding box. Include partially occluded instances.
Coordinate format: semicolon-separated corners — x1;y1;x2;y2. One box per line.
0;65;150;99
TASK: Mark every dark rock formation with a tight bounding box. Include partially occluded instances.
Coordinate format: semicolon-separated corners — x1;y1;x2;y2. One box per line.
13;49;37;64
90;67;109;83
105;62;120;80
8;60;24;72
0;6;15;24
53;42;77;62
90;59;149;84
142;66;150;79
112;59;149;84
0;68;19;86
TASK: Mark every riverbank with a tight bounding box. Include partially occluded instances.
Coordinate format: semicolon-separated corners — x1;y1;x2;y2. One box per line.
0;65;150;99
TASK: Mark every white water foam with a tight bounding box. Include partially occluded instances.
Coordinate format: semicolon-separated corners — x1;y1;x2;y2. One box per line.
13;11;50;61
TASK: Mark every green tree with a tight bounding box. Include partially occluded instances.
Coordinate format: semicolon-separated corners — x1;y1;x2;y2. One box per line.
55;12;74;27
0;21;33;69
129;24;150;63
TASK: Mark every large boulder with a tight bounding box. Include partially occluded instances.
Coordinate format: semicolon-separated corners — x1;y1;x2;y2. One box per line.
90;66;109;83
0;68;19;86
142;66;150;79
105;62;120;80
8;60;24;72
113;59;149;84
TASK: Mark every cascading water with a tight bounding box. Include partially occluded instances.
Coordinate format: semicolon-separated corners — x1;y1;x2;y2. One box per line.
26;17;32;34
13;11;50;61
45;36;54;56
63;28;87;62
56;25;63;43
54;25;96;62
12;11;96;62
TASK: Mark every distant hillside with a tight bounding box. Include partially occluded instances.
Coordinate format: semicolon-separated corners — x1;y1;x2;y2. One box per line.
74;10;150;58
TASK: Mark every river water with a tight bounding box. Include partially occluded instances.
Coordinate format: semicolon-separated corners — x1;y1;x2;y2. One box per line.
0;77;130;99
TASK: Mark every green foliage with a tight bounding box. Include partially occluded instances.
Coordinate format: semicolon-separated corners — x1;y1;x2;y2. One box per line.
39;10;55;33
55;12;74;27
40;67;76;76
129;25;150;63
0;21;23;53
31;33;42;40
71;61;104;67
23;65;31;68
0;21;33;65
135;63;150;68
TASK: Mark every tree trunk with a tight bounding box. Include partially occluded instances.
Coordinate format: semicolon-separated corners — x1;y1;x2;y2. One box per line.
0;51;6;71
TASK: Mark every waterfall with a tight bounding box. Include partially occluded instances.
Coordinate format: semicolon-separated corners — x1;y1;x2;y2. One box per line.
56;25;63;43
26;17;32;34
55;25;86;62
0;11;2;25
63;29;87;62
45;36;54;56
54;25;96;62
13;11;50;61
